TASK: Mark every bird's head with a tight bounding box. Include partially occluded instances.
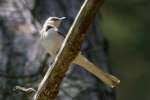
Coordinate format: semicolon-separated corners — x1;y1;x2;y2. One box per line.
44;17;66;28
40;17;66;38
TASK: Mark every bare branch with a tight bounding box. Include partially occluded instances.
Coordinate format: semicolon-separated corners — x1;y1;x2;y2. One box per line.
14;86;36;94
14;86;36;100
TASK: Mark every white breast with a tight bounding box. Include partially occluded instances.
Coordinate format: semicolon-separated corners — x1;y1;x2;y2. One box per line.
40;28;64;58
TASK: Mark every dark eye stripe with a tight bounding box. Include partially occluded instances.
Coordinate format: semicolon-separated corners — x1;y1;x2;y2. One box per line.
51;18;59;21
46;26;53;31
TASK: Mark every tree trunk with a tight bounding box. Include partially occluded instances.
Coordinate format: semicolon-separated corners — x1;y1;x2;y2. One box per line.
0;0;116;100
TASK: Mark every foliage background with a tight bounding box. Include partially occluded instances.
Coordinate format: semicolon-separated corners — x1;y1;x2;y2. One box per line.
102;0;150;100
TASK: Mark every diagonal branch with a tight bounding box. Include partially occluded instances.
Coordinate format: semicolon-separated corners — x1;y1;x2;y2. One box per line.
34;0;104;100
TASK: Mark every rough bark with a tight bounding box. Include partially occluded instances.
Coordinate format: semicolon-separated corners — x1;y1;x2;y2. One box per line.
0;0;116;100
0;0;45;100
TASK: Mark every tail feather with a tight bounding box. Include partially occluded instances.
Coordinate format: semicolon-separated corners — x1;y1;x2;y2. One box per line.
73;54;120;88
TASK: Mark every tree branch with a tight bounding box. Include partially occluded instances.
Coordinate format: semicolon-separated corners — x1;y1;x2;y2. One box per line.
34;0;104;100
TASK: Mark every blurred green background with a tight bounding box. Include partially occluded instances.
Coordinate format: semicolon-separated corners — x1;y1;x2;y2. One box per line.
102;0;150;100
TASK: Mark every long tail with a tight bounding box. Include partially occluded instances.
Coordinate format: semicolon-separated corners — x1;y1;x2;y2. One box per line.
73;54;120;88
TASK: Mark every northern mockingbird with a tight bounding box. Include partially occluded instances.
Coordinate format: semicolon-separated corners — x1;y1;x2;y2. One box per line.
40;17;120;88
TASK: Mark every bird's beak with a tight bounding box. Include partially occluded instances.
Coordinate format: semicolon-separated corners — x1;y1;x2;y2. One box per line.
59;17;67;20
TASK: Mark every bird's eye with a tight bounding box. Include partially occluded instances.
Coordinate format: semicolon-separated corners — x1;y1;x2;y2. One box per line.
52;18;59;21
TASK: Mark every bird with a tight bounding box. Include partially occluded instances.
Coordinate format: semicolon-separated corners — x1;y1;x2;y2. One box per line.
40;16;120;88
